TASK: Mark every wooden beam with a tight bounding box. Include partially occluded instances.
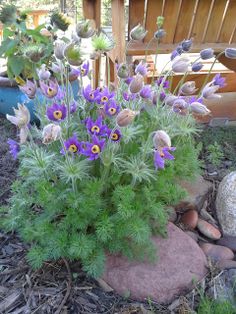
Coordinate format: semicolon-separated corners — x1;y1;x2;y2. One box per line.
83;0;101;28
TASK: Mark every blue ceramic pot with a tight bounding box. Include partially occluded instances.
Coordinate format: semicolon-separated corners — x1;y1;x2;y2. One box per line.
0;77;79;121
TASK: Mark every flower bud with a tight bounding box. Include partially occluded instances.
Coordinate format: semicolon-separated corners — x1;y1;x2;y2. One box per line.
202;82;221;99
116;109;138;127
64;43;83;66
225;48;236;59
37;64;51;81
190;102;211;115
165;95;178;106
76;20;95;38
154;29;166;39
156;16;164;28
170;50;179;60
54;40;66;60
153;130;171;150
200;48;214;60
130;23;148;41
181;39;192;52
42;124;61;144
117;63;129;79
173;98;188;115
191;62;203;72
129;74;144;93
172;57;190;73
179;81;197;95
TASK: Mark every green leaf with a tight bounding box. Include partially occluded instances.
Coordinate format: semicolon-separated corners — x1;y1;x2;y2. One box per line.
0;38;18;57
7;56;25;77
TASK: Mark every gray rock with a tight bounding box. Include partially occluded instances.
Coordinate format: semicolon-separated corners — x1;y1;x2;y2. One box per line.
102;223;207;304
216;171;236;236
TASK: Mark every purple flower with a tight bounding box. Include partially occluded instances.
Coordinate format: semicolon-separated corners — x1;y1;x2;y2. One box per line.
154;147;176;170
82;136;106;160
156;77;169;89
123;92;137;101
7;139;20;160
212;74;226;88
82;84;98;103
173;98;188;115
46;103;67;121
125;77;134;85
171;50;180;60
135;61;148;76
63;134;82;155
71;61;90;77
95;87;115;105
107;129;122;142
200;48;214;60
140;85;152;99
188;96;203;104
55;87;65;101
191;62;203;72
160;91;166;102
104;99;120;117
19;80;37;99
181;39;192;52
85;116;108;136
70;101;78;114
39;79;59;98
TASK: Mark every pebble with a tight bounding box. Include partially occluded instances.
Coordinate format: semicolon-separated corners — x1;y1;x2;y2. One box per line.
200;243;234;262
180;209;198;229
185;231;198;242
197;219;221;240
217;260;236;270
217;235;236;252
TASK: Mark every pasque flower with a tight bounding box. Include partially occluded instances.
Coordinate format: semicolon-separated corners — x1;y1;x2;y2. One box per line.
179;81;197;95
46;103;67;122
225;48;236;59
19;80;37;99
140;85;152;99
190;102;211;115
39;79;59;98
129;74;144;94
117;63;130;79
130;24;147;41
42;124;61;144
83;84;99;103
154;29;166;39
200;48;214;60
154;147;176;170
165;95;178;106
63;134;82;155
107;129;122;142
64;43;83;66
153;130;171;150
191;62;203;72
181;39;192;52
173;98;188;115
82;136;106;160
54;40;66;60
7;139;20;159
212;73;226;88
135;61;148;76
172;56;190;72
116;109;138;127
202;82;221;99
85;116;108;136
156;77;169;89
6;104;30;144
37;64;51;81
104;99;120;117
95;87;114;105
76;20;95;38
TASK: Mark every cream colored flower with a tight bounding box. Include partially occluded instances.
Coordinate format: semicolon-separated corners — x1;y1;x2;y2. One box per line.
6;104;30;144
42;124;62;144
153;130;171;151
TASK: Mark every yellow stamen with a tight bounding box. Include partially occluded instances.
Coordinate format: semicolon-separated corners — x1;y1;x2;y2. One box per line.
91;125;100;133
53;110;63;120
101;96;108;103
89;92;94;99
69;144;78;153
111;133;119;141
81;68;85;75
47;87;56;97
91;145;100;154
108;107;116;115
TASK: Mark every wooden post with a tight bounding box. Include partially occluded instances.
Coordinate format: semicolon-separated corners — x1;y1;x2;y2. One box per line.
83;0;101;87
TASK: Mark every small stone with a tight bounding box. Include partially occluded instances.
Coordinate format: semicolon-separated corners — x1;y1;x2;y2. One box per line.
200;243;234;262
197;219;221;240
216;171;236;236
217;235;236;252
102;223;207;304
180;209;198;229
217;260;236;270
185;231;198;242
178;175;212;210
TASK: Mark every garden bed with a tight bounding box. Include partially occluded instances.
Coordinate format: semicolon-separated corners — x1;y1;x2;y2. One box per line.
1;114;236;313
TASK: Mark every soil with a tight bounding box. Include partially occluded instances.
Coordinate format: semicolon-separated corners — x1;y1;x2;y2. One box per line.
0;115;235;314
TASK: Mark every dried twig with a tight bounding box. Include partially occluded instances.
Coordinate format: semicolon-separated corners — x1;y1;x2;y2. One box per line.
54;258;72;314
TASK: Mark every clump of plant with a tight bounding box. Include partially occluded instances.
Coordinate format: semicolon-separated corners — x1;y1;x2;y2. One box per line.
1;15;234;277
197;296;236;314
206;142;224;167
